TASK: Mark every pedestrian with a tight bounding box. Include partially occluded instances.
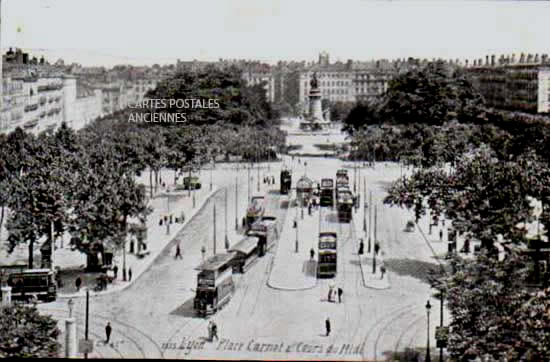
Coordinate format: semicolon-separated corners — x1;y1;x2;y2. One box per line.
113;265;118;280
439;229;443;241
272;176;275;184
208;321;213;341
211;321;219;341
310;248;315;260
374;242;380;256
75;277;82;292
328;286;333;302
338;287;343;303
105;322;112;344
159;217;163;226
380;264;386;280
128;268;132;282
325;317;331;336
358;239;364;255
175;243;183;259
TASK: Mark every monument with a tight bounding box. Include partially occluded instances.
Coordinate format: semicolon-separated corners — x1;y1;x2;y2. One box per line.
300;72;330;131
308;72;323;122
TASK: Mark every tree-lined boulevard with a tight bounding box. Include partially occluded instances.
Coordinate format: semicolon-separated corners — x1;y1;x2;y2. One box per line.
2;60;550;361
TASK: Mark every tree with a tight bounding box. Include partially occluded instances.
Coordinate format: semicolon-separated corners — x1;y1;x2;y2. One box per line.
0;304;60;358
437;251;550;361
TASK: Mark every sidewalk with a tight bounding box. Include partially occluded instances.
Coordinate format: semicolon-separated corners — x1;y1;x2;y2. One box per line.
57;184;219;299
352;200;391;290
267;203;318;291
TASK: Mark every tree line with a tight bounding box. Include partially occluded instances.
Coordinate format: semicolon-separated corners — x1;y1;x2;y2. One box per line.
341;60;550;359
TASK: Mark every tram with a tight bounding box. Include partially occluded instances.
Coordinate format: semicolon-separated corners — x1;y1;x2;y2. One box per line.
246;195;266;226
4;269;57;302
229;236;261;273
280;169;292;195
336;188;354;223
320;178;334;207
247;216;278;256
194;253;235;317
317;232;337;278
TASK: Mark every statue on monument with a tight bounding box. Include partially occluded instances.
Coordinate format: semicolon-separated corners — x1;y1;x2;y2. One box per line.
310;72;319;89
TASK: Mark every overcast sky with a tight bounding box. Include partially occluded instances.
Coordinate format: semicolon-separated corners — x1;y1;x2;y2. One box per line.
2;0;549;67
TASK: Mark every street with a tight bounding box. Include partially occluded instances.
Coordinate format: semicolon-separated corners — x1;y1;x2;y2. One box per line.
37;124;446;361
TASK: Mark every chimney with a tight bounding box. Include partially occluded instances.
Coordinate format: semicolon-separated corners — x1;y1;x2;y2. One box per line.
542;54;549;64
473;59;477;67
499;55;505;65
527;54;534;63
465;59;469;67
491;55;495;66
520;53;525;63
535;54;539;63
511;54;516;64
485;55;489;66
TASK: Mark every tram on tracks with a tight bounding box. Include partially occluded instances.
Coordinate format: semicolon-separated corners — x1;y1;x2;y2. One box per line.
317;232;337;278
247;216;278;256
194;253;235;317
229;236;261;273
336;187;354;223
320;178;334;207
246;195;266;226
280;169;292;195
3;269;57;302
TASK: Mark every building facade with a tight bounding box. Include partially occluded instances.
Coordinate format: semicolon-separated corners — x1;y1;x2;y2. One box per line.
465;53;550;114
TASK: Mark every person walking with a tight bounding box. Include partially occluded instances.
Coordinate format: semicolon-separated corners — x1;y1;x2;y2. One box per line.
175;243;183;259
374;242;380;256
211;321;219;341
358;239;364;255
113;265;118;280
105;322;112;344
337;287;343;303
208;321;213;341
75;277;82;292
128;268;133;282
328;286;333;302
439;229;444;241
325;317;331;337
310;248;315;260
380;264;386;280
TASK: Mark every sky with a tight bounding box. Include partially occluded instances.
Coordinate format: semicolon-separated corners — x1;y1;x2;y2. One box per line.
1;0;549;67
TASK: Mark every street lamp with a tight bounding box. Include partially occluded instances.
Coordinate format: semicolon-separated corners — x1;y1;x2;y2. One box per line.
426;300;432;362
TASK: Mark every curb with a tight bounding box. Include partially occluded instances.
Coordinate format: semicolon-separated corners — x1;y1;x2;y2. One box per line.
266;194;318;292
351;218;391;290
57;187;220;299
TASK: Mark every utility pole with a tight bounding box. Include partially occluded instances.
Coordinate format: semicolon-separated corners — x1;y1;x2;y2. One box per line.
235;176;238;230
440;291;444;362
224;187;228;249
50;220;55;272
84;289;89;359
213;202;217;255
373;205;377;274
363;178;367;232
368;191;372;253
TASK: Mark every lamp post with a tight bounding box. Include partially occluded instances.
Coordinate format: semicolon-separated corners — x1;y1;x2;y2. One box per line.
426;300;432;362
210;158;213;191
235;176;238;230
224;187;229;250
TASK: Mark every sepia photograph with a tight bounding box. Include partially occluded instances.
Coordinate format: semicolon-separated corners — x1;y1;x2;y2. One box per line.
0;0;549;360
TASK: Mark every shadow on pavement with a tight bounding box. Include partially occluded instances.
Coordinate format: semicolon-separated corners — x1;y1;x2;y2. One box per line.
170;297;202;318
383;258;440;284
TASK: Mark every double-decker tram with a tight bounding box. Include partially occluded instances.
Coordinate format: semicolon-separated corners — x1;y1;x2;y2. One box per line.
280;169;292;195
317;232;338;278
336;188;354;223
194;253;235;317
320;178;334;207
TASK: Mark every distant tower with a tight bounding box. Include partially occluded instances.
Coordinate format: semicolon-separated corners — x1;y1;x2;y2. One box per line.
318;51;330;66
